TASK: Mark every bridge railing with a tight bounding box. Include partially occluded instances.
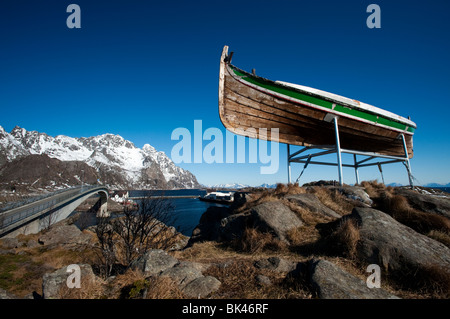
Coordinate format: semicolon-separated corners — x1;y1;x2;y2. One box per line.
0;185;104;231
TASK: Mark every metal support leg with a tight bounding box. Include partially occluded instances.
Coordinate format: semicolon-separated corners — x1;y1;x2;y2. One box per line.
353;154;360;185
333;117;343;186
287;144;292;184
377;163;385;185
400;134;414;188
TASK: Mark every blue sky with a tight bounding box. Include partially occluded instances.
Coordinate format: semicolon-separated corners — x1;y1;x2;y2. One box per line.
1;0;449;186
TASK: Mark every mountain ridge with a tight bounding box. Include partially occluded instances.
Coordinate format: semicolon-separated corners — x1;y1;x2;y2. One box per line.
0;125;200;191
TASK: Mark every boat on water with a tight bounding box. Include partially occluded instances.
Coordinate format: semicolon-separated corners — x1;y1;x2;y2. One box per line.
199;191;234;204
219;46;416;158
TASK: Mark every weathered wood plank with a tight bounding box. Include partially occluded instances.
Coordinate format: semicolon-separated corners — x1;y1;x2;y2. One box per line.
219;46;413;157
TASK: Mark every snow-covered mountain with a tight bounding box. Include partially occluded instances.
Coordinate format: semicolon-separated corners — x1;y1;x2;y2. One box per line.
0;125;200;190
208;183;250;189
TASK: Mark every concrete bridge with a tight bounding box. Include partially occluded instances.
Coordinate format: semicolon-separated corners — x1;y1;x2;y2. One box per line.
0;185;108;238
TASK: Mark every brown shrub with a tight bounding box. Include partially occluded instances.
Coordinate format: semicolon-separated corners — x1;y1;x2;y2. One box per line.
309;187;355;216
286;226;320;248
273;183;306;196
57;276;105;299
375;193;450;234
232;228;286;254
361;180;389;199
386;263;450;299
329;219;360;258
144;276;186;299
204;259;308;299
427;230;450;247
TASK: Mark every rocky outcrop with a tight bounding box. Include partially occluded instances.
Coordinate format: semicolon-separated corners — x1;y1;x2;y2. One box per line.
131;249;179;275
307;259;398;299
131;249;221;298
286;194;340;219
0;288;19;299
189;206;231;244
250;201;303;242
190;201;304;245
255;257;297;273
218;212;248;242
334;186;373;206
395;188;450;219
347;207;450;275
42;264;97;299
38;223;92;248
160;263;203;289
182;276;222;298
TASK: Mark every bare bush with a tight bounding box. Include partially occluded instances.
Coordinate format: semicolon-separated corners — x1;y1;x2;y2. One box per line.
94;193;180;278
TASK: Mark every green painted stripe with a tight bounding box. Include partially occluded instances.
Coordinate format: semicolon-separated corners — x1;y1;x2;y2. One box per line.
230;66;414;133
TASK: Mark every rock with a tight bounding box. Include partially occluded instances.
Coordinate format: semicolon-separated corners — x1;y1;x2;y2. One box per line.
188;206;231;245
349;207;450;275
255;257;296;273
0;249;10;255
131;249;178;276
395;188;450;219
25;239;40;249
0;288;19;299
38;224;91;247
42;264;96;299
176;261;211;273
168;234;190;251
250;201;303;242
308;259;399;299
23;291;42;299
0;238;20;249
230;191;251;210
219;213;249;242
256;275;272;286
182;276;221;298
286;194;341;219
335;186;373;206
160;263;203;289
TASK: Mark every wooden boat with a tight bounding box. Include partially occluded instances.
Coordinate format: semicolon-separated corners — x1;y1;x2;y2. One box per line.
219;46;416;158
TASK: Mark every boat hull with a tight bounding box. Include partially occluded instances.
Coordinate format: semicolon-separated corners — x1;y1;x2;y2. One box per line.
219;46;415;158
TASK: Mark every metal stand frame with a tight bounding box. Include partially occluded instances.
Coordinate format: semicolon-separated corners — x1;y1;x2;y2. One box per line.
287;117;414;188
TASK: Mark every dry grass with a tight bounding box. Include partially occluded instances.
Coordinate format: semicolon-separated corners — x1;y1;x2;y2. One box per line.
273;183;306;196
173;241;242;263
104;268;186;299
204;258;309;299
57;276;106;299
235;183;306;214
308;187;355;216
383;262;450;299
231;227;286;254
144;276;186;299
0;231;99;298
389;195;450;234
365;183;450;236
283;203;327;248
361;180;388;199
329;219;360;259
427;230;450;247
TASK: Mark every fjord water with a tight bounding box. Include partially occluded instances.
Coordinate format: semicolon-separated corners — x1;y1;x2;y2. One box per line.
128;189;229;236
